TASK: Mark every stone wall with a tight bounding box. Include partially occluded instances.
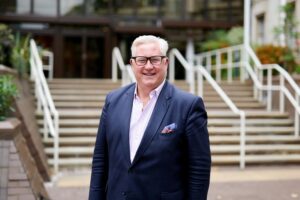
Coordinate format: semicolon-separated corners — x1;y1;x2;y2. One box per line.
0;119;49;200
0;65;51;181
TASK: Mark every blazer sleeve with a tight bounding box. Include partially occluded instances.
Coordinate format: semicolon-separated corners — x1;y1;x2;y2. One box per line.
88;95;110;200
185;97;211;200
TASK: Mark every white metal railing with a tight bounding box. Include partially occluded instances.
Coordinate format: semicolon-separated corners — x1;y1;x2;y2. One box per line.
169;49;195;94
195;44;300;138
112;47;135;85
169;48;246;168
30;39;59;173
245;44;300;137
41;50;54;80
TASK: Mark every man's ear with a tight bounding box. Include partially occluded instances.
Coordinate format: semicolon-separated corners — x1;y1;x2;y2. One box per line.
130;59;134;65
164;57;169;65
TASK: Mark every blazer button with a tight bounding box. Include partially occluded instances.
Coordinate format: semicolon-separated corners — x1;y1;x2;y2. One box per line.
122;192;126;196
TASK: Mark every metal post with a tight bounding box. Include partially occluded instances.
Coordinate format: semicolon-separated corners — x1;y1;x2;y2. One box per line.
279;74;285;112
186;38;194;84
169;51;175;83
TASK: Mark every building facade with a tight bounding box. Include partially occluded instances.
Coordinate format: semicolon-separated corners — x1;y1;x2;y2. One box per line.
251;0;300;46
0;0;244;78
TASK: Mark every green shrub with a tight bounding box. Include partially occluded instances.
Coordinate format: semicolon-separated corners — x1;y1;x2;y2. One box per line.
0;75;18;121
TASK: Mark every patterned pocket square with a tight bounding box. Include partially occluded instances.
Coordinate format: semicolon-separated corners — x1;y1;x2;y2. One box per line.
161;123;177;134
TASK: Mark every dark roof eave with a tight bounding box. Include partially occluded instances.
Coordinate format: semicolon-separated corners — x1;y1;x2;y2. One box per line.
0;14;110;25
162;19;242;29
113;26;164;34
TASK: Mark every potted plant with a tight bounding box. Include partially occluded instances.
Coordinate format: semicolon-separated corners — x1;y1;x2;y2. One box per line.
10;32;30;77
0;74;18;121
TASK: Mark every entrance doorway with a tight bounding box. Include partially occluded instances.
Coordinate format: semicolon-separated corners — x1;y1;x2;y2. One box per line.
62;29;104;78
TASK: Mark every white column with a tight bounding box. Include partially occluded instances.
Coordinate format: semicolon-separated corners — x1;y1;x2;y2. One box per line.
279;0;287;46
244;0;251;47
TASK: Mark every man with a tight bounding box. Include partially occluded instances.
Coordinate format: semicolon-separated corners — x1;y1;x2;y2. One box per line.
89;35;211;200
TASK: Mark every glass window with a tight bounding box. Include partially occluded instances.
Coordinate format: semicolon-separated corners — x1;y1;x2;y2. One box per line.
34;0;57;16
113;0;135;15
162;0;183;19
136;0;158;16
89;0;110;15
60;0;84;16
0;0;31;14
256;14;265;45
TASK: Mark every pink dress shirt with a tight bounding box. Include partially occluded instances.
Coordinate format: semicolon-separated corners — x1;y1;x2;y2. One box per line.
129;81;165;162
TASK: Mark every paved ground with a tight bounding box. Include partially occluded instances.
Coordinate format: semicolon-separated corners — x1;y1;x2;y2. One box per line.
45;165;300;200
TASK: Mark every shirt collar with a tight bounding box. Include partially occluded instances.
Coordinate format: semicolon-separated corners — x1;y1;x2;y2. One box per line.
134;80;165;99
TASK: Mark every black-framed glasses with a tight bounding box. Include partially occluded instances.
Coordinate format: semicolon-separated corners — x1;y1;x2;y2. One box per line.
131;56;166;66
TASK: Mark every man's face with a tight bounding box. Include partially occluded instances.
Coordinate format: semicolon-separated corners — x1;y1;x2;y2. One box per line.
130;42;168;92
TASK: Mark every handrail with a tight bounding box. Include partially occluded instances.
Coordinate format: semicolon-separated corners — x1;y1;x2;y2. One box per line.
30;39;59;173
41;50;54;80
245;44;300;137
112;47;135;85
195;44;300;137
169;48;195;94
169;48;246;168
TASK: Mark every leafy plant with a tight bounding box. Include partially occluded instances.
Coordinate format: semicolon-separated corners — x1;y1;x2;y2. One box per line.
0;24;14;65
255;44;296;72
0;75;18;121
198;26;244;51
273;3;300;72
10;32;30;77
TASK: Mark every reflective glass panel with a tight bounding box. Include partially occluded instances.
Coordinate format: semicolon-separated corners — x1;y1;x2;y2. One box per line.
0;0;30;14
34;0;57;16
162;0;183;19
88;0;110;15
60;0;84;16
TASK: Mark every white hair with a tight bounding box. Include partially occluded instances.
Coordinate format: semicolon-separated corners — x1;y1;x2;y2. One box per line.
131;35;169;57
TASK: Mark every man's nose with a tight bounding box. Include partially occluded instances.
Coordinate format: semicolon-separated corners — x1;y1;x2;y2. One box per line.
144;59;154;69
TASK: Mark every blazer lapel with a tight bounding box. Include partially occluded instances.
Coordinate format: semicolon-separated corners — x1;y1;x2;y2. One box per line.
131;82;172;167
121;85;135;166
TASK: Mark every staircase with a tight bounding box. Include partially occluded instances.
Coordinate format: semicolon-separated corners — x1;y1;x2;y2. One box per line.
37;79;300;171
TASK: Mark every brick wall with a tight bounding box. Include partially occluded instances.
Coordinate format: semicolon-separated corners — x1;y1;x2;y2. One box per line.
0;119;49;200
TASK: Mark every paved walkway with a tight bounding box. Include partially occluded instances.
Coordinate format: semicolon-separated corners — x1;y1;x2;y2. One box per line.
45;165;300;200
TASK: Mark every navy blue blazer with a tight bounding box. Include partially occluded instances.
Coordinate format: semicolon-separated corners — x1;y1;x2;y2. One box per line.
89;81;211;200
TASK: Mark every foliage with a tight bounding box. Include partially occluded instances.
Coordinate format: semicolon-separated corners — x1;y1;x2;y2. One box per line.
0;24;14;65
0;75;18;121
227;27;244;45
199;26;244;51
273;3;300;72
10;32;30;77
273;3;300;53
255;44;296;72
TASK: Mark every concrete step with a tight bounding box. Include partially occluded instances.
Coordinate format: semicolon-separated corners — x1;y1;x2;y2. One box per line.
52;95;106;101
47;154;300;167
207;110;290;118
209;126;294;134
43;137;96;145
45;147;94;155
49;101;265;109
45;144;300;157
212;154;300;164
48;158;92;166
210;135;300;144
41;126;294;137
211;144;300;153
208;118;293;126
36;109;102;118
38;118;293;128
